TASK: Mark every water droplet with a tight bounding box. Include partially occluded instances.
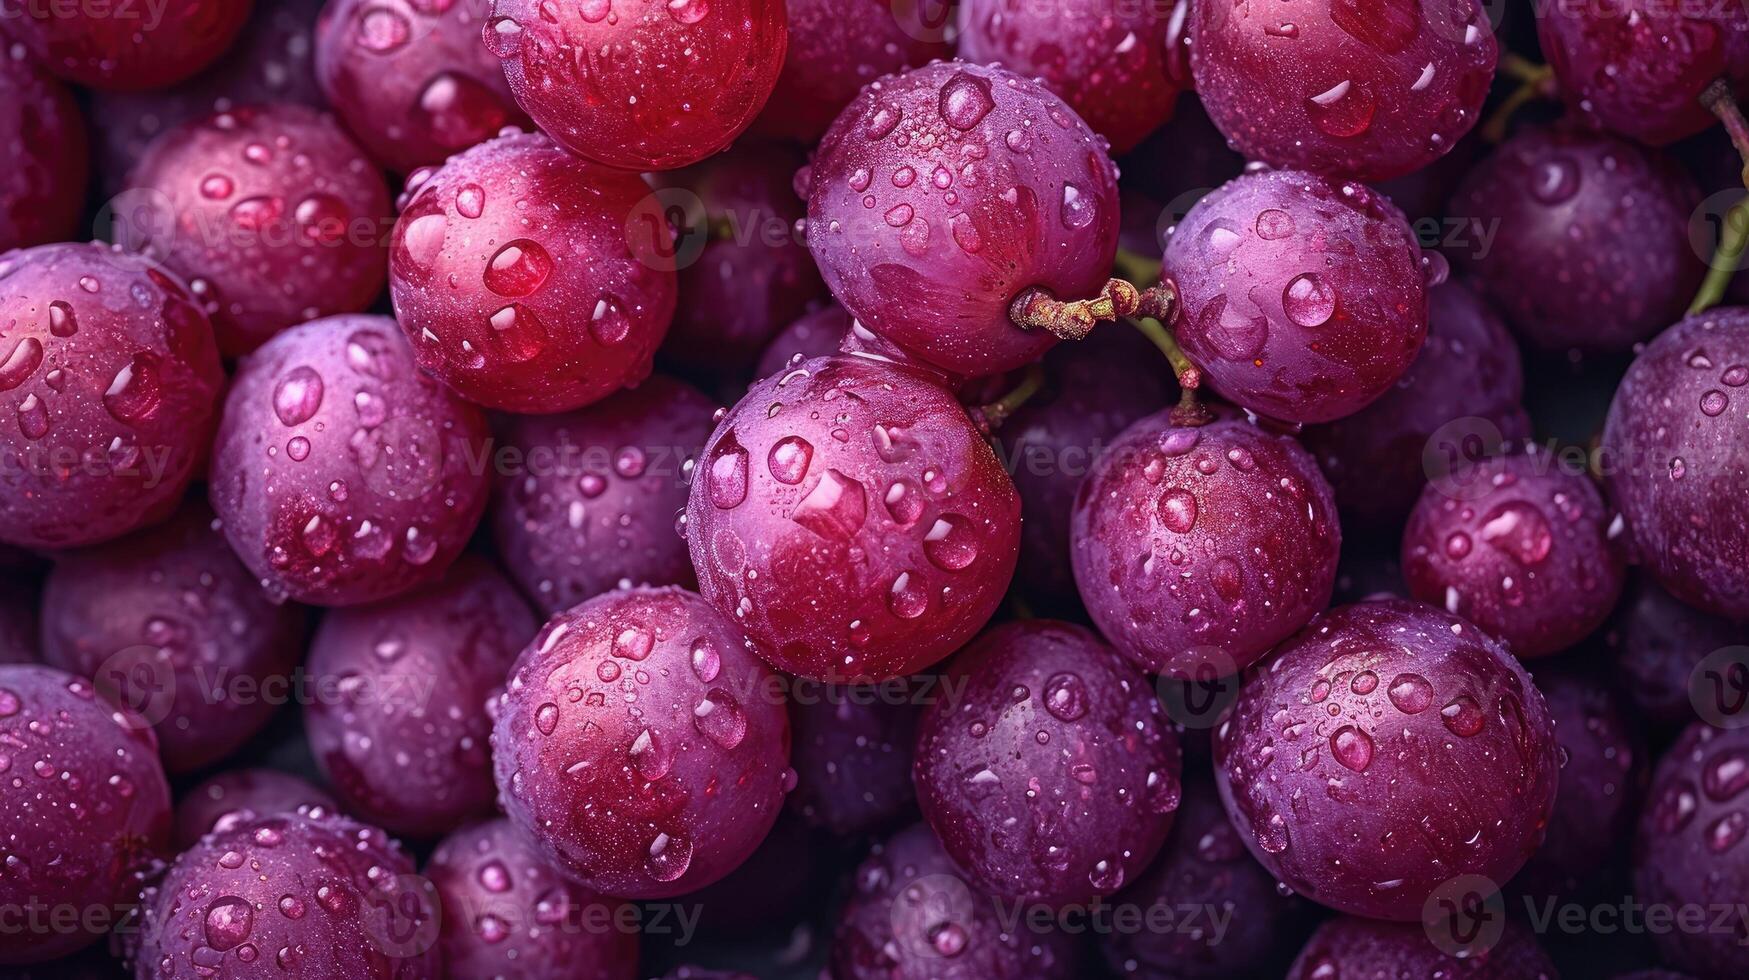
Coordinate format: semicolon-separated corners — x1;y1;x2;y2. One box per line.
484;239;554;297
923;515;979;571
358;6;412;52
646;832;693;881
103;353;164;425
1282;274;1336;328
938;71;996;129
46;301;77;337
1479;501;1553;565
535;703;559;736
1702;389;1729;417
1157;488;1198;533
1530;156;1581;205
273;366;324;426
1305;79;1376;137
792;469;867;540
1255;209;1295;240
455;184;486;218
1330;726;1374;772
1043;673;1088;721
768;436;814;484
693;689;747;748
0;337;43;391
888;571;929;619
203;897;255;951
1441;695;1485;736
707;437;749;509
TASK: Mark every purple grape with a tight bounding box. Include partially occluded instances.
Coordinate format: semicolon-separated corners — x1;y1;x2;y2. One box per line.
491;587;791;898
1603;309;1749;619
0;49;87;253
0;243;224;552
5;0;251;91
426;818;639;980
829;823;1080;980
805;61;1121;377
1287;916;1559;979
0;666;172;964
305;556;536;839
1635;722;1749;979
914;620;1182;905
174;768;338;848
1614;576;1748;727
133;808;441;979
684;354;1022;682
1449;126;1703;353
1070;413;1341;677
1213;599;1561;920
490;376;716;616
0;581;38;664
1161;169;1430;423
1304;279;1531;529
1402;444;1626;657
40;502;304;774
753;303;852;381
208;314;492;607
788;687;920;836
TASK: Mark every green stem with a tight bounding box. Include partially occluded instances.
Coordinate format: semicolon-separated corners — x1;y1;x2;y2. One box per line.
1482;63;1554;143
974;363;1047;431
1690;198;1749;315
1703;79;1749;188
1114;247;1162;290
1127;315;1213;426
1009;278;1142;340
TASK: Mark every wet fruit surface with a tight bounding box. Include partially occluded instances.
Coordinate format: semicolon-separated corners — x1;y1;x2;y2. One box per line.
389;131;675;413
491;587;791;898
485;0;788;170
40;502;304;774
491;376;716;616
4;0;253;91
914;620;1183;905
1213;599;1561;920
683;354;1022;682
0;242;225;551
0;49;88;254
805;61;1121;377
208;314;491;607
1071;413;1342;677
1286;916;1560;979
1162;169;1429;423
174;768;338;849
1614;576;1749;727
753;303;852;381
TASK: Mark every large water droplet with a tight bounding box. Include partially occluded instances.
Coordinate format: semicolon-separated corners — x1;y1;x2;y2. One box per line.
792;469;867;540
273;366;325;426
1282;273;1336;328
938;71;996;129
1479;501;1553;565
922;515;979;571
484;239;554;297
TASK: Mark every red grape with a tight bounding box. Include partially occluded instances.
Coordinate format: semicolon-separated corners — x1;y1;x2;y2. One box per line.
491;376;716;616
0;49;87;253
1402;444;1626;657
119;103;393;357
1213;599;1560;920
0;665;172;965
1070;413;1341;677
389;131;675;413
753;303;851;380
1188;0;1497;181
1305;279;1531;530
484;0;788;170
788;687;920;836
1602;309;1749;619
491;587;791;898
1449;126;1704;353
315;0;529;174
914;620;1182;905
305;556;537;838
4;0;253;90
208;314;492;606
0;242;224;551
40;502;304;774
805;61;1121;377
427;818;639;980
958;0;1182;154
1615;576;1747;727
1287;916;1559;979
1161;169;1430;423
174;768;338;848
133;808;440;979
684;354;1022;682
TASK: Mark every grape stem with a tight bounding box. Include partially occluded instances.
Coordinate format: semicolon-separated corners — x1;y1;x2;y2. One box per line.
1009;278;1142;339
1127;306;1213;428
1482;60;1554;143
1690;198;1749;315
1702;79;1749;188
1114;247;1162;290
970;363;1047;433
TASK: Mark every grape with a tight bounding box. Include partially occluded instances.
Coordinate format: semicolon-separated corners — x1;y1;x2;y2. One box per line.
4;0;252;90
1449;126;1703;353
1614;576;1748;727
0;50;87;253
1070;413;1341;677
1188;0;1497;181
788;688;920;836
829;823;1080;980
1305;280;1531;530
305;556;537;838
1213;599;1560;920
315;0;530;173
1537;0;1749;146
40;502;304;774
804;61;1121;377
914;620;1182;905
208;314;492;606
1287;916;1559;979
0;665;172;965
753;303;852;380
1161;169;1430;423
683;354;1022;682
484;0;788;171
118;103;393;357
1098;775;1308;979
174;768;338;848
1635;723;1749;979
1602;309;1749;618
491;587;791;898
389;131;675;414
655;143;827;379
426;818;639;980
0;584;37;664
957;0;1182;154
1402;444;1626;657
491;376;716;616
133;808;440;979
0;243;225;551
